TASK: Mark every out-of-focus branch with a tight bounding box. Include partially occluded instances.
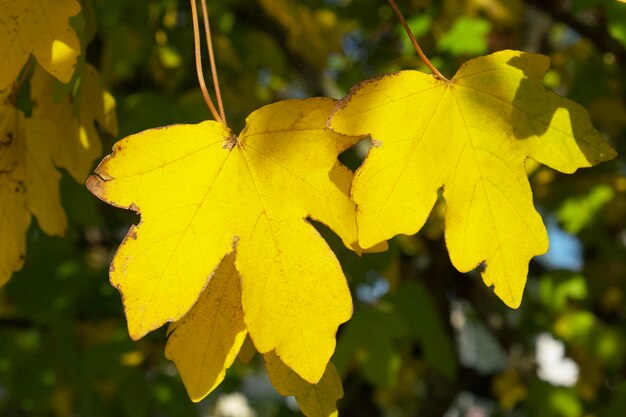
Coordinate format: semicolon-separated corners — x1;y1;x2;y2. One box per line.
340;375;383;417
526;0;626;64
407;238;523;417
232;3;326;96
0;318;42;330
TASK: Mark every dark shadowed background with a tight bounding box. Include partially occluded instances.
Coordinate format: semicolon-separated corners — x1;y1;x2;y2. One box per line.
1;0;626;416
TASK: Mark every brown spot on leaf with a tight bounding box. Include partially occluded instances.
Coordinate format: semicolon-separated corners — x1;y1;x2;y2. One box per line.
14;180;25;194
223;134;238;151
371;139;383;148
1;132;13;146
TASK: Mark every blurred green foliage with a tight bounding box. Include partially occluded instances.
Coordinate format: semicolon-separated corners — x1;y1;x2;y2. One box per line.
1;0;626;416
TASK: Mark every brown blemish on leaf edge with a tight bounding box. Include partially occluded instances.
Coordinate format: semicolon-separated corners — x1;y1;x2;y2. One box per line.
326;71;405;131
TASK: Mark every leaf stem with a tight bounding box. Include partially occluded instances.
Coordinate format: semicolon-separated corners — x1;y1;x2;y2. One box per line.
190;0;224;125
387;0;448;81
199;0;227;125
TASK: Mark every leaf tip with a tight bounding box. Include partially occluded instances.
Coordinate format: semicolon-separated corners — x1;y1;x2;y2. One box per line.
127;326;145;342
501;293;523;309
490;280;524;310
126;316;157;342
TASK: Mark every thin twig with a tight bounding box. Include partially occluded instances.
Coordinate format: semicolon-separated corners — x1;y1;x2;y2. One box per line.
526;0;626;65
190;0;224;125
199;0;227;124
387;0;448;81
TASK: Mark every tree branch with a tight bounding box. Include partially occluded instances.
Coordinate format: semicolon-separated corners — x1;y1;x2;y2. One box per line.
0;317;42;331
232;3;326;96
526;0;626;64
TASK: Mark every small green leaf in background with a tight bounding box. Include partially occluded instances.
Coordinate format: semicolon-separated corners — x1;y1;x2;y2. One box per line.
437;16;491;56
334;308;407;388
390;283;458;380
557;185;614;234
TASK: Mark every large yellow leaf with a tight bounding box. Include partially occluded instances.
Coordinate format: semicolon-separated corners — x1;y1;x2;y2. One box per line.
264;351;343;417
329;50;616;308
165;253;247;402
0;0;81;90
87;98;360;383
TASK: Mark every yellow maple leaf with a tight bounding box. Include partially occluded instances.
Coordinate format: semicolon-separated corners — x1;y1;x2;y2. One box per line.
87;98;362;383
165;253;248;402
0;92;66;285
30;64;118;181
1;93;29;285
0;0;81;90
264;351;343;417
0;64;116;285
329;50;616;308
